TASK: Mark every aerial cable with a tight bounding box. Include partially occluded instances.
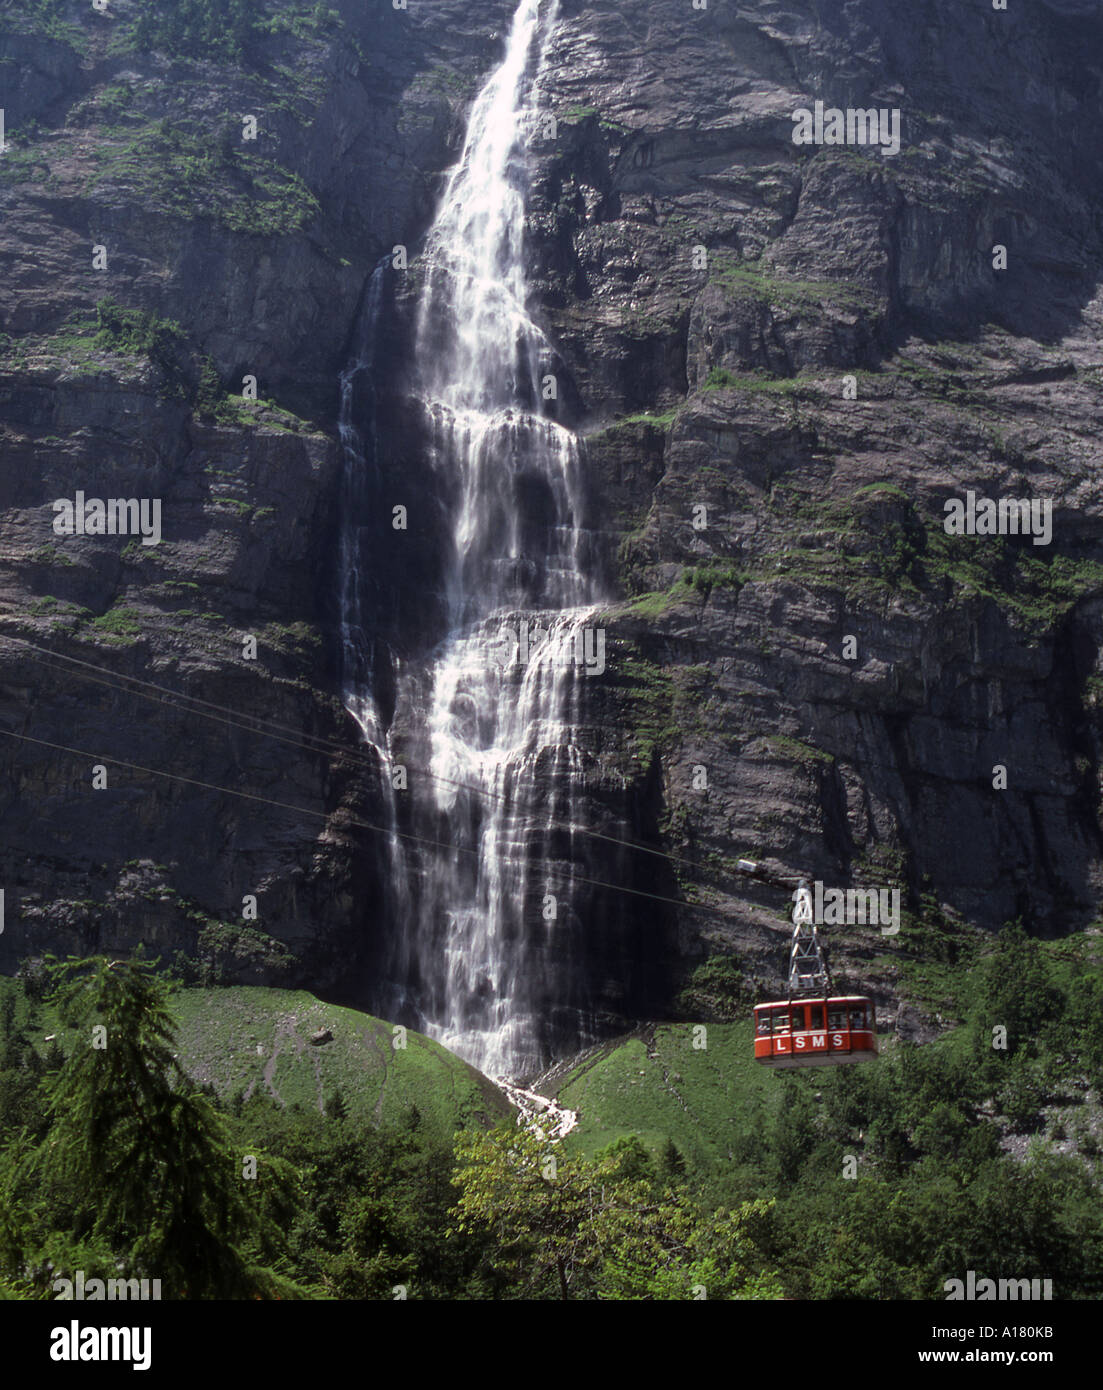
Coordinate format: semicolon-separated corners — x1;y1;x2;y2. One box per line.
5;632;788;889
0;725;791;921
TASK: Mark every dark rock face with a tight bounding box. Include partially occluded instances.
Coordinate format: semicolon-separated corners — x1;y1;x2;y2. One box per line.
0;0;514;992
521;0;1103;1008
2;0;1103;1049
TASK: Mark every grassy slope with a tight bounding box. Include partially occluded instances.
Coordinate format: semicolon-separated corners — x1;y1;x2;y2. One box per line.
558;928;1103;1171
169;987;511;1138
0;978;510;1140
555;1021;779;1166
7;924;1098;1164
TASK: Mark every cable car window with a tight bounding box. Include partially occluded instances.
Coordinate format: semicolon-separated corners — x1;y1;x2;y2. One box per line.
828;1009;846;1030
849;1007;866;1030
756;1015;771;1035
772;1010;790;1033
790;1006;806;1031
808;1005;824;1030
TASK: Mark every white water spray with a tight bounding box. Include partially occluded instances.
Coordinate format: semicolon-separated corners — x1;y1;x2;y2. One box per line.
342;0;603;1078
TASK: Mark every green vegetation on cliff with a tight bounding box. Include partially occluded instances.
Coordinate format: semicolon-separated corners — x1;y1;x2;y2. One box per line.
87;119;320;234
709;252;879;313
925;533;1103;632
717;479;1103;630
1;0;90;54
127;0;341;63
88;604;142;645
6;298;318;432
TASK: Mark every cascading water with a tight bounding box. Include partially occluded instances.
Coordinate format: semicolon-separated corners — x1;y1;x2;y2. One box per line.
340;0;603;1078
338;258;388;734
338;258;413;999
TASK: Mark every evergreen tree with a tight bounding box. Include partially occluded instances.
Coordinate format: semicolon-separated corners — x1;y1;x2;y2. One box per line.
659;1137;686;1182
32;957;299;1298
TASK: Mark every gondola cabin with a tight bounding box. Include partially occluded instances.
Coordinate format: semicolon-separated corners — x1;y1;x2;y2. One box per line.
753;996;877;1068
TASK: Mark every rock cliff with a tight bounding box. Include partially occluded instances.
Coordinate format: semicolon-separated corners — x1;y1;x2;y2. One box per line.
2;0;1102;1055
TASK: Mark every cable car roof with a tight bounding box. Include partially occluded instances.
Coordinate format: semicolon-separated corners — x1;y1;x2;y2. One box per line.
754;995;872;1009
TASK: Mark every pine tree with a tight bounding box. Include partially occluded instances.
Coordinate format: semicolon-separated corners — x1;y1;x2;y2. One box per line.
659;1137;686;1182
0;991;15;1041
34;957;299;1298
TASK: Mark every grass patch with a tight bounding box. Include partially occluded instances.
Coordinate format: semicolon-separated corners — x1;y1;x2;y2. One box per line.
674;956;748;1022
765;735;835;767
619;408;679;429
702;367;813;395
15;298;190;396
557;1022;777;1170
614;563;748;618
218;498;254;519
753;481;928;603
709;253;877;312
27;545;76;568
616;658;678;766
606;657;715;767
262;621;322;654
168;986;509;1140
681;562;750;597
411;65;477;99
0;142;52;187
86;606;141;645
854;482;909;501
622;589;685;619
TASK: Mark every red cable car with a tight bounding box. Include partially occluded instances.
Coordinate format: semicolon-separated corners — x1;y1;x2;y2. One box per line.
752;879;878;1069
753;995;877;1068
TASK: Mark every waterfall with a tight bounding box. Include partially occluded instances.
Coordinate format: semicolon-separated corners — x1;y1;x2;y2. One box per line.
338;258;413;1001
338;257;388;735
341;0;603;1079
